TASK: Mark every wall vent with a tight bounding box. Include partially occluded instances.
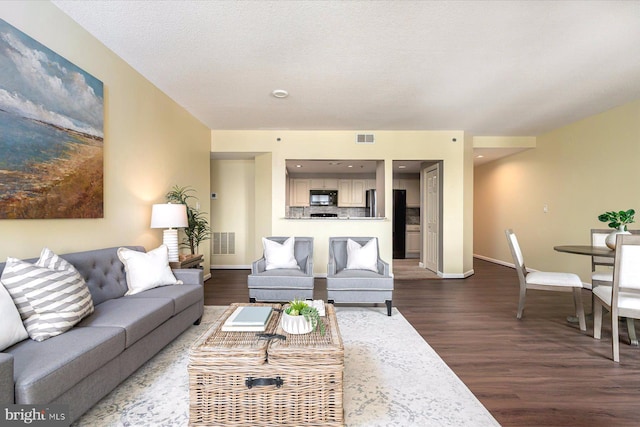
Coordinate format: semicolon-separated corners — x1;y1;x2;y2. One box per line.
355;133;375;144
212;232;236;255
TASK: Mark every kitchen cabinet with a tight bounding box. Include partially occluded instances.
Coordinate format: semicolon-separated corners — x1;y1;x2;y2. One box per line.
404;179;420;207
290;179;310;207
394;178;420;207
406;227;420;257
338;179;366;207
310;178;338;190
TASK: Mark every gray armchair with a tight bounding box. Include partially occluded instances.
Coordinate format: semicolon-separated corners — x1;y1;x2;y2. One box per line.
326;237;394;316
247;237;314;302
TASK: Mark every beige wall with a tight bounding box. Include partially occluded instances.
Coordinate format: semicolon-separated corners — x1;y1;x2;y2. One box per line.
209;159;255;266
0;2;211;267
474;99;640;282
211;130;473;277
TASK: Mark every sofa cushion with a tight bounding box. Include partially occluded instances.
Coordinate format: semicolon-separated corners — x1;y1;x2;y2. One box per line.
0;283;28;351
77;297;173;347
59;247;141;306
117;245;182;295
7;326;125;404
1;249;94;341
126;284;203;314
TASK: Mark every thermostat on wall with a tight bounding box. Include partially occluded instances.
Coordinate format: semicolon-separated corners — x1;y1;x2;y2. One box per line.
211;193;217;200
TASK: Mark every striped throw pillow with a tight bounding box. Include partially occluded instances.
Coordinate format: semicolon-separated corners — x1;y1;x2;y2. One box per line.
0;248;94;341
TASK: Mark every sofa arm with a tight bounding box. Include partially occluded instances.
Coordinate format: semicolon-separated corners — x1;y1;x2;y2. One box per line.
327;258;337;276
0;353;14;404
172;269;203;286
251;258;266;274
377;259;390;276
302;256;314;276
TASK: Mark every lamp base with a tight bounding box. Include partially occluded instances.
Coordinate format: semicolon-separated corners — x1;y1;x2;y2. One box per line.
163;229;180;262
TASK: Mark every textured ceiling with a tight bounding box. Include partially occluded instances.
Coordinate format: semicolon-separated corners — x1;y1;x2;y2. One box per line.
52;1;640;137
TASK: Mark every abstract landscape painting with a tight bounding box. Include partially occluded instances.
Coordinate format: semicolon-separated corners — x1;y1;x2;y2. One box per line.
0;18;103;219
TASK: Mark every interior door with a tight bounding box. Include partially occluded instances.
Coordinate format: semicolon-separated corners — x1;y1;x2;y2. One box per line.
422;164;439;272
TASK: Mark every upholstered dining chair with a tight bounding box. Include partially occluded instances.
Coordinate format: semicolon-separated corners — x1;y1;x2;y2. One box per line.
504;229;586;331
326;237;394;316
247;237;314;302
591;229;640;343
593;234;640;362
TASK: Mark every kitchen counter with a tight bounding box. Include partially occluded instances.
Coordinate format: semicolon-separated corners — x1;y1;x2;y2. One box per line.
284;216;387;220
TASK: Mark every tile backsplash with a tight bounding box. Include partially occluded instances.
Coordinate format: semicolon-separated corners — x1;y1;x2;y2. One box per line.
406;207;420;225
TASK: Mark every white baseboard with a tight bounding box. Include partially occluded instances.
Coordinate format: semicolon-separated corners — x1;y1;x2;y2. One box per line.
438;269;475;279
473;254;514;268
210;265;251;270
203;272;211;281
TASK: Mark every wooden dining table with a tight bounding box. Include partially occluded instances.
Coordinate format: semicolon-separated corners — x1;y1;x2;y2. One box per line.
553;245;614;258
554;244;638;345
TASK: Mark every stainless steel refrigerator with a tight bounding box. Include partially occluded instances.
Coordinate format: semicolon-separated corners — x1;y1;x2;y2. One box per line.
393;189;406;259
365;189;377;217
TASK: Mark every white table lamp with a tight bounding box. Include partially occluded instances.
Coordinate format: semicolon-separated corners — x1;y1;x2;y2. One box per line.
150;203;188;262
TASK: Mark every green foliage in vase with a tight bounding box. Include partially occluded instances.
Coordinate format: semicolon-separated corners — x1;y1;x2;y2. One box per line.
166;185;211;255
285;299;325;335
598;209;635;231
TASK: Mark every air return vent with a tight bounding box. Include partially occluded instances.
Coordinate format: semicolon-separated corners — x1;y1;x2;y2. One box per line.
355;133;375;144
212;232;235;255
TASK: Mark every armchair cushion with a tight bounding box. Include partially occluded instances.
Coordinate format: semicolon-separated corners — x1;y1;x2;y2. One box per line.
262;237;300;270
346;238;378;272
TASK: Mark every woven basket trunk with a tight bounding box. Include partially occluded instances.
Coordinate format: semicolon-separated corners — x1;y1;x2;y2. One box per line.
188;303;344;426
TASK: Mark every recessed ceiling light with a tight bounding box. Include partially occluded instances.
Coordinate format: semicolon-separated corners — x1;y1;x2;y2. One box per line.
347;165;353;168
295;164;302;168
476;155;484;158
272;89;288;98
398;165;406;169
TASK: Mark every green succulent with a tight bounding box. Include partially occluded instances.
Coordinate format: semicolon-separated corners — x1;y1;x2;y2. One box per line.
285;299;325;335
598;209;635;231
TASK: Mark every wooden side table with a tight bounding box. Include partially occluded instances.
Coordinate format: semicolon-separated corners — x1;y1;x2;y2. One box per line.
170;254;203;269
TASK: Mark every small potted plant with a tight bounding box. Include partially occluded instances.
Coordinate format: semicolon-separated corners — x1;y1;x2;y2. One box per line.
598;209;635;249
281;299;325;335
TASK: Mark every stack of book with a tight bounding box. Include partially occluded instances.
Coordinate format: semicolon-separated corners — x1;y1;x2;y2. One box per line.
221;306;273;332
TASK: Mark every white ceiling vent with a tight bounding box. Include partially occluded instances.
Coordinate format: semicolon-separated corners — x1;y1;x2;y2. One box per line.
356;133;375;144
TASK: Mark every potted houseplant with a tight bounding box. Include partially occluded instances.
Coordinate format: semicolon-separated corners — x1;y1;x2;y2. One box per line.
281;299;325;335
598;209;635;249
166;185;211;255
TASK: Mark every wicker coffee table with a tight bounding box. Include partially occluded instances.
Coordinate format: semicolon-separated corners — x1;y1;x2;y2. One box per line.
188;303;344;426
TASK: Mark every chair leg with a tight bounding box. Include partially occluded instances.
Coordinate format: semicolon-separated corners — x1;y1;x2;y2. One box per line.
572;288;586;332
612;307;620;362
328;299;335;305
626;318;638;346
385;300;392;316
249;297;256;303
594;301;603;339
517;287;526;319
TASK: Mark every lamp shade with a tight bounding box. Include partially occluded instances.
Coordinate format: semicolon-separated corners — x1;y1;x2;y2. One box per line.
150;203;188;229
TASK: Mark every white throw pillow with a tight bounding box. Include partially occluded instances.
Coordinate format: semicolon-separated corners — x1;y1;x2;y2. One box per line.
118;245;182;296
1;248;94;342
262;237;300;270
346;238;379;272
0;282;28;350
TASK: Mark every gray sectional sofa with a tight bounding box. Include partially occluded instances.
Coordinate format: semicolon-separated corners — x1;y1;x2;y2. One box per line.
0;246;204;423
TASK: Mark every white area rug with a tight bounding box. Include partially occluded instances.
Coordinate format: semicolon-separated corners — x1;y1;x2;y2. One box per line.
72;306;499;426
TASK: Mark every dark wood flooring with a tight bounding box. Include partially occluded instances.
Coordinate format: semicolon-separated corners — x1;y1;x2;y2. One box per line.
204;259;640;426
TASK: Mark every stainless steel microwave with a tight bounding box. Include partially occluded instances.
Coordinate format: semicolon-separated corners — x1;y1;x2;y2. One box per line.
309;190;338;206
